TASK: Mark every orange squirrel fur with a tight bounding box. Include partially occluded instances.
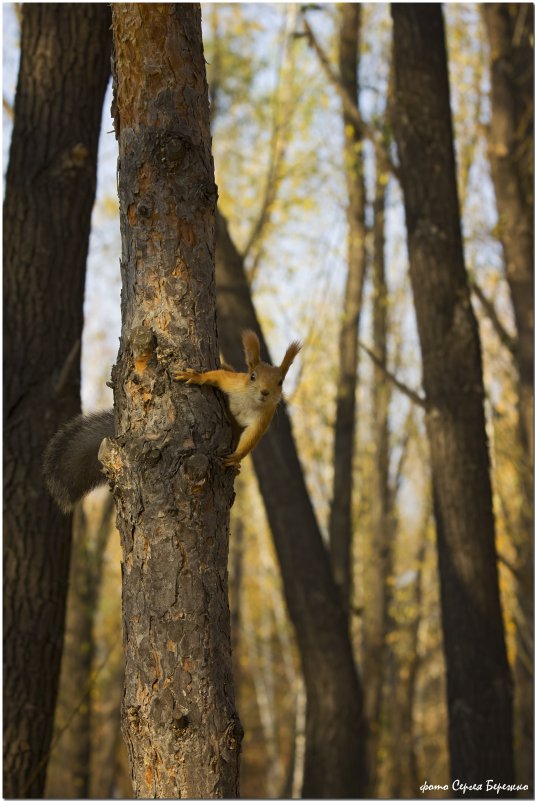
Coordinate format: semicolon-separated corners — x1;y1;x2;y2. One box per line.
174;330;301;466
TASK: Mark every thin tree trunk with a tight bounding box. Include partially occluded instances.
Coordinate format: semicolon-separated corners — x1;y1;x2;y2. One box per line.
290;675;306;799
243;609;282;797
107;6;241;796
90;647;126;798
483;3;534;465
363;141;392;792
215;209;367;798
329;3;367;610
482;9;533;789
258;579;284;795
3;6;111;796
388;536;425;799
46;497;115;798
392;5;514;792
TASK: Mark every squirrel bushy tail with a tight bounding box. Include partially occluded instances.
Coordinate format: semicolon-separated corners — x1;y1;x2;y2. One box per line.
43;409;114;512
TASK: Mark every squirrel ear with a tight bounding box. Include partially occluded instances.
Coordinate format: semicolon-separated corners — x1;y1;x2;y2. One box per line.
242;329;260;370
279;340;302;379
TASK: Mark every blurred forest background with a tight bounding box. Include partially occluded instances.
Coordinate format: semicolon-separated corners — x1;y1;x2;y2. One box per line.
3;3;533;798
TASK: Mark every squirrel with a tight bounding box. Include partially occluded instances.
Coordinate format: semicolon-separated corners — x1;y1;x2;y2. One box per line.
43;330;301;512
174;330;301;466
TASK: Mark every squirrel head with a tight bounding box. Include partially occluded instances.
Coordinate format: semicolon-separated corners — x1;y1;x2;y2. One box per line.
241;330;301;407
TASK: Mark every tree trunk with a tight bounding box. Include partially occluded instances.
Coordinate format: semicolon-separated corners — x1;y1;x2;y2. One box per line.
3;5;111;796
107;6;241;797
329;3;367;610
45;497;115;799
388;536;425;799
482;8;533;789
392;5;514;792
215;209;367;798
243;609;282;797
363;141;392;792
90;646;127;798
483;3;534;465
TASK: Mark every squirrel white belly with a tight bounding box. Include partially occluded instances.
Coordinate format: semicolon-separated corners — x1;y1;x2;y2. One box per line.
43;330;301;512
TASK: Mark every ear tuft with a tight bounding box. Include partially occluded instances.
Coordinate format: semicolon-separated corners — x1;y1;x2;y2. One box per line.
242;329;261;370
279;340;302;379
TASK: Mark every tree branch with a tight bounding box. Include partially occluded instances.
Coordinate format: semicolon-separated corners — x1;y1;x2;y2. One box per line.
496;551;521;581
359;340;427;408
469;276;517;356
243;5;299;276
391;414;412;495
54;338;81;395
300;14;400;181
3;95;14;119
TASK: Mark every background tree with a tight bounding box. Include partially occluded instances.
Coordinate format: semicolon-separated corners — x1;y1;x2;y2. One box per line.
207;10;368;796
392;4;514;791
326;3;367;610
386;532;426;796
105;5;241;796
45;498;115;798
362;132;393;792
301;10;399;791
215;210;368;798
3;5;111;796
87;514;129;800
483;3;533;463
482;8;533;787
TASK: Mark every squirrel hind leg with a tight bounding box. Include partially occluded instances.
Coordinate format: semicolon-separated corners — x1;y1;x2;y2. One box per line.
223;422;265;467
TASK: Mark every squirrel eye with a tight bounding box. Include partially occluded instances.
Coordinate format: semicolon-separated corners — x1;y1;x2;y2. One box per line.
278;379;283;386
250;372;256;382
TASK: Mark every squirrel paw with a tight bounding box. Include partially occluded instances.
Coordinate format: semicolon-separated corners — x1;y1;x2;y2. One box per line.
174;369;199;384
223;453;242;470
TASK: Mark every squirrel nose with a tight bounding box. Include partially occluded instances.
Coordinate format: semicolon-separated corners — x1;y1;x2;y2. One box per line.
261;389;269;398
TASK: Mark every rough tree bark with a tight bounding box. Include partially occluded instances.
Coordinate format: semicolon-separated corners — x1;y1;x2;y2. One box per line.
392;5;514;793
3;6;111;796
106;5;241;797
215;209;367;799
328;2;368;610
